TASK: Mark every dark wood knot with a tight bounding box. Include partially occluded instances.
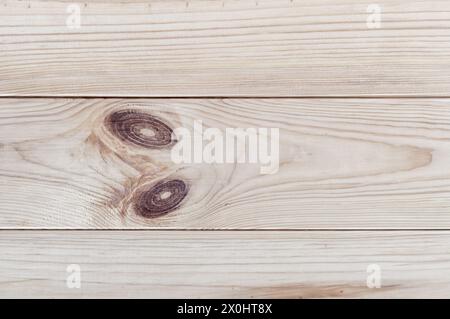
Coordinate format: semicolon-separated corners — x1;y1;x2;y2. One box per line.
134;179;188;218
105;109;174;148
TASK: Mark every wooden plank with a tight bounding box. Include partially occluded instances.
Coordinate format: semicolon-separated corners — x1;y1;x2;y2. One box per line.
1;230;450;298
1;98;450;229
2;0;450;97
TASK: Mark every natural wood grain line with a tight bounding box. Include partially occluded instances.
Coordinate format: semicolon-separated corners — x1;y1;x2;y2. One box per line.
1;98;450;229
1;230;450;298
2;0;450;96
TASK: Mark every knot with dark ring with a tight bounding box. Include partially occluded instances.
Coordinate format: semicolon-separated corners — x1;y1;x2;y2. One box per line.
105;109;174;148
134;179;188;218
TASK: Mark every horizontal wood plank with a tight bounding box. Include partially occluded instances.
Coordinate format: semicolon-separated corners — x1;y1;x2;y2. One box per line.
1;230;450;298
1;98;450;228
2;0;450;96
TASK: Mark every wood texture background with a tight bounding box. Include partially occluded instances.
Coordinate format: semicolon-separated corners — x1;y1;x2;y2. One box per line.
2;231;450;298
1;98;450;229
1;0;450;298
2;0;450;96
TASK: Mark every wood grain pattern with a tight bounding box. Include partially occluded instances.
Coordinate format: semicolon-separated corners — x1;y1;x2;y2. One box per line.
1;98;450;229
1;230;450;298
2;0;449;300
2;0;450;96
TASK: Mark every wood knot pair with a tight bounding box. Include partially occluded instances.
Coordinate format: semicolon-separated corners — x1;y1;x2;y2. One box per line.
105;109;187;219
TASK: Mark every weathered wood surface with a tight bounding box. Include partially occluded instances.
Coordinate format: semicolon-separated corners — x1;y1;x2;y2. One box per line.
1;231;449;298
1;98;450;229
2;0;450;96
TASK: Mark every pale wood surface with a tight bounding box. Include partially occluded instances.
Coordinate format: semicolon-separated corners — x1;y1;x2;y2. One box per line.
2;0;450;299
2;0;450;96
1;98;450;229
1;230;449;298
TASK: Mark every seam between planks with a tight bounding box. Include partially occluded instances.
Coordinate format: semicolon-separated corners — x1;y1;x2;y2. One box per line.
2;229;450;231
3;96;450;99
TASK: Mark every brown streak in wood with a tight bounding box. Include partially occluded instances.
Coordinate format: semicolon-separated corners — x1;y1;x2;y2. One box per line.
243;283;400;298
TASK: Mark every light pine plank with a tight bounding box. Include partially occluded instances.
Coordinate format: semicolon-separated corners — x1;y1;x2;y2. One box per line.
2;0;450;96
1;230;450;298
1;98;450;228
